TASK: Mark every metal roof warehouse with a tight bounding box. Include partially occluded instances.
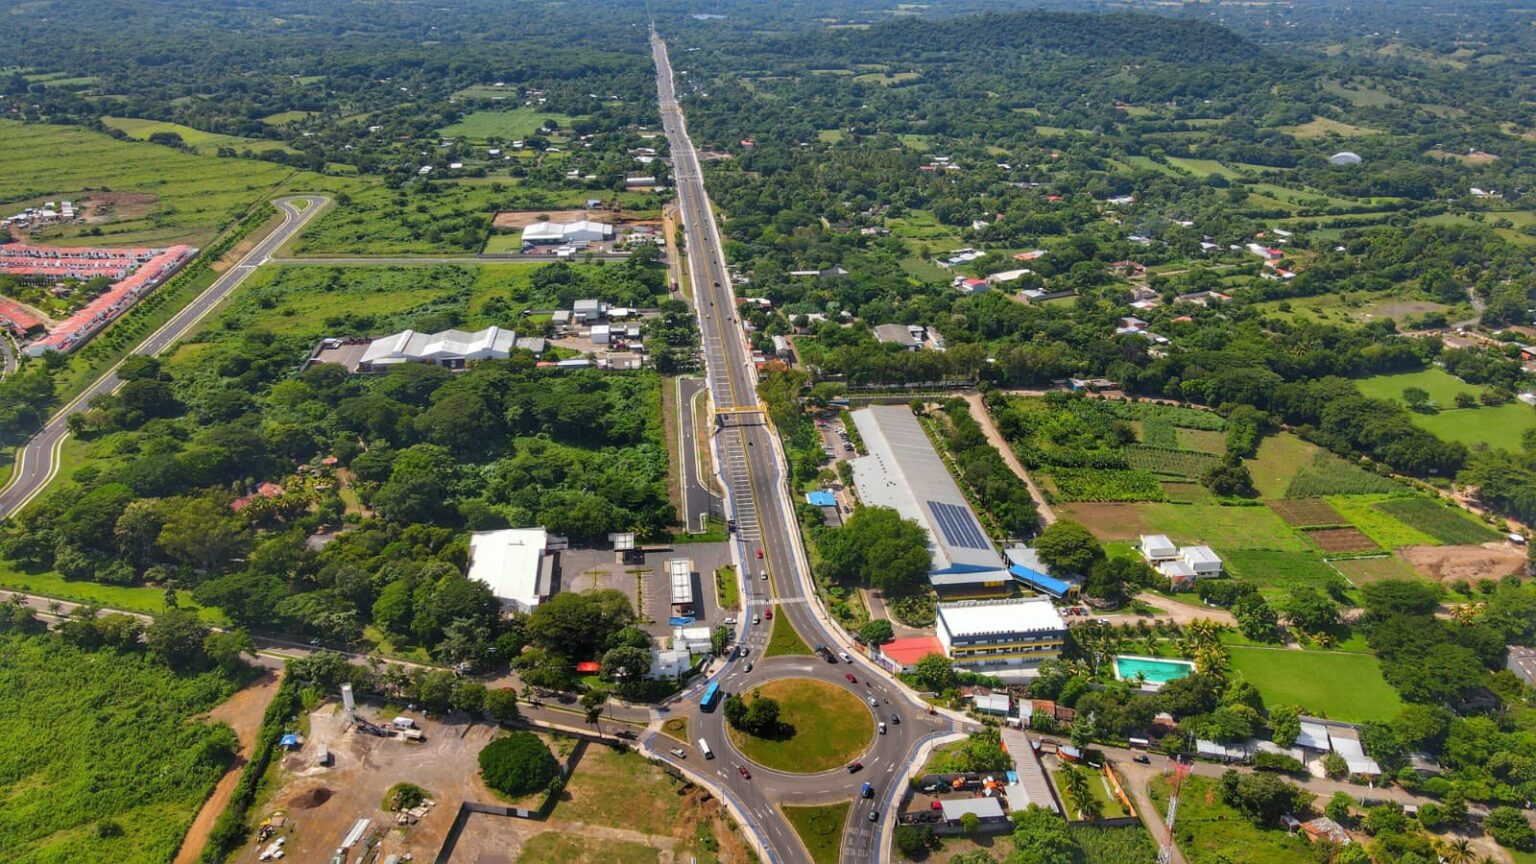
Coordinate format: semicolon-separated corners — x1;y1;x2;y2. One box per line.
849;405;1009;590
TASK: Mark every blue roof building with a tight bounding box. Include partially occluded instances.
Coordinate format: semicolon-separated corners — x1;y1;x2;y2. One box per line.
806;490;837;507
1004;547;1080;600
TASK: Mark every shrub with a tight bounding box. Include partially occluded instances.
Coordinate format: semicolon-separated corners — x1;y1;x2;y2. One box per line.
384;782;430;811
479;732;560;797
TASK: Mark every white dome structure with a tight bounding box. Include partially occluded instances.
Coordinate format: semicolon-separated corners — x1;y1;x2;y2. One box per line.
1329;151;1363;165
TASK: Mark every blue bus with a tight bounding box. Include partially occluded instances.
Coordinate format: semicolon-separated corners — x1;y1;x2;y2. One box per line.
700;680;721;711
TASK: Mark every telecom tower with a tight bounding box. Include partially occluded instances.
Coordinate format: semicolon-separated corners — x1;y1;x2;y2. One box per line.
1156;758;1193;864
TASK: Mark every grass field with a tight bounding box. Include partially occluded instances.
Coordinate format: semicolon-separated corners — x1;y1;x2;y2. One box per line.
1059;502;1308;551
1227;646;1402;722
1175;428;1227;454
1356;367;1486;406
1372;498;1503;545
1327;495;1439;548
438;107;581;141
1055;766;1131;819
726;679;872;773
1354;368;1536;451
261;110;313;126
1149;775;1314;864
782;801;851;864
1244;434;1322;499
1332;555;1423;587
1279;116;1384;138
0;120;300;247
1254;289;1460;327
0;560;225;624
101;116;294;156
0;632;239;862
765;613;814;657
1164;157;1244;180
516;833;657;864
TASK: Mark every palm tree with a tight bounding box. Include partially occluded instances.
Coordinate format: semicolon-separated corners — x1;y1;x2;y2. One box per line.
1193;643;1228;675
1063;764;1091;818
1442;837;1473;864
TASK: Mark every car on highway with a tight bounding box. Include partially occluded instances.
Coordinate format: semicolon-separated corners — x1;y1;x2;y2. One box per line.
861;782;873;798
752;614;760;625
738;765;751;779
1134;754;1152;764
878;722;886;735
839;651;852;662
868;810;879;822
847;761;863;773
760;571;768;580
765;609;773;619
669;748;686;759
868;696;879;707
890;713;900;725
744;662;753;673
756;548;763;559
845;673;857;683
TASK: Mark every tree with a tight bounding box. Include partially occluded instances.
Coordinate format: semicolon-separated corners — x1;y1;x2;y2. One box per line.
858;618;894;646
484;688;521;724
1485;807;1536;851
1218;770;1313;826
960;811;981;834
600;645;652;689
372;444;460;525
203;629;255;674
1033;520;1103;575
1402;386;1430;410
817;506;931;595
1007;805;1075;864
1281;587;1339;635
478;732;560;796
1269;704;1302;748
525;590;635;662
711;626;729;657
894;824;939;859
914;653;957;693
1202;461;1256;497
1326;791;1354;824
157;496;248;572
145;608;212;671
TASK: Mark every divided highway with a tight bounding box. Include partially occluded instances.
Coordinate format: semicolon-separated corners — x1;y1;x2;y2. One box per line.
0;195;328;519
648;30;963;864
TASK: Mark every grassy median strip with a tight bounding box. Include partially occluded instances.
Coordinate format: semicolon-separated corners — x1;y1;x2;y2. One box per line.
764;612;812;657
715;565;739;610
782;801;851;864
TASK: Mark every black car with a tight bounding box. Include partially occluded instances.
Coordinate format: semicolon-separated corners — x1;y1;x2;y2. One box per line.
1133;754;1151;764
890;713;901;725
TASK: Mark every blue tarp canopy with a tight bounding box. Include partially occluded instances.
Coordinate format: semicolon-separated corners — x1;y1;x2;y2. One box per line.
279;733;301;748
806;490;837;507
1009;564;1073;598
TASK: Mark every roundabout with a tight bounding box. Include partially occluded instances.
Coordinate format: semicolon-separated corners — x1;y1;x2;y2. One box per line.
724;677;875;774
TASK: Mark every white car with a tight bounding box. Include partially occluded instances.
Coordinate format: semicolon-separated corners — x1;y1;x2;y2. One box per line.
869;696;879;707
670;748;687;759
839;651;852;663
724;616;737;625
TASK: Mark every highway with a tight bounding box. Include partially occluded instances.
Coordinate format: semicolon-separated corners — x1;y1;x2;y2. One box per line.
0;196;329;519
648;30;964;864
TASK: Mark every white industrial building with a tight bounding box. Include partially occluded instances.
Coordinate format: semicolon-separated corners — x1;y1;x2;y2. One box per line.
466;528;557;613
849;406;1011;595
358;326;517;372
674;626;713;654
668;558;695;616
648;648;691;680
521;220;614;245
935;598;1067;674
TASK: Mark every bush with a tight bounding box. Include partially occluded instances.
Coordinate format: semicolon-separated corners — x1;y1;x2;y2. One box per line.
1486;806;1536;851
479;732;560;797
384;782;430;811
1252;751;1305;774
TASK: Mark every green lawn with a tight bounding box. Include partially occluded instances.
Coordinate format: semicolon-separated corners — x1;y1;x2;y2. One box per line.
782;801;851;864
1227;646;1402;722
0;120;301;248
101;116;295;156
764;612;813;657
1355;368;1536;451
727;679;872;773
438;108;580;141
715;566;740;610
1136;503;1310;552
1055;766;1130;819
1244;433;1323;499
1327;495;1439;548
1149;775;1315;864
0;561;225;624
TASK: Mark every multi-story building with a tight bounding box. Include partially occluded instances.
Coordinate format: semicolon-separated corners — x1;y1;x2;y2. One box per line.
935;597;1067;674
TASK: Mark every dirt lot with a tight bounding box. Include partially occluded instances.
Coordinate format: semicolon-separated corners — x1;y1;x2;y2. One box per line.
1399;542;1528;583
1054;503;1147;539
243;703;499;863
1304;526;1379;553
492;209;608;229
81;191;159;224
1268;499;1345;528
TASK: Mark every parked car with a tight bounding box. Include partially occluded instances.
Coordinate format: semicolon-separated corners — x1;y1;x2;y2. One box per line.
724;616;737;625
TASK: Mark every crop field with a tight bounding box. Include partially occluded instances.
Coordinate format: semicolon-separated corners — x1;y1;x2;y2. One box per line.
1061;502;1310;551
1048;468;1166;502
1331;554;1423;587
1175;428;1227;453
0;632;239;862
1227;646;1402;722
1223;550;1345;596
1303;526;1380;553
437;108;582;141
1283;450;1410;499
1138;416;1178;448
1124;446;1220;479
1326;495;1438;548
1371;498;1503;545
1279;116;1384;138
1107;401;1225;430
1266;498;1345;527
0;121;301;247
101;116;295;156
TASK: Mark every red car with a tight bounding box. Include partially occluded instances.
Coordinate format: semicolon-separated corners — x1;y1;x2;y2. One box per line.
765;609;774;619
845;673;857;683
756;549;764;559
738;765;751;779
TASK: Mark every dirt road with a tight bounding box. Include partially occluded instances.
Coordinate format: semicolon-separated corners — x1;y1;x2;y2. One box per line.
961;393;1056;527
172;668;286;864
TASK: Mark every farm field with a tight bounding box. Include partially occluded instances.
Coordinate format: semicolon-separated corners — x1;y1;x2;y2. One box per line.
0;120;303;247
1371;498;1503;545
1227;646;1403;723
1223;550;1345;598
1279;116;1383;138
1057;502;1309;551
0;632;239;863
437;107;581;141
1266;498;1344;528
1303;526;1380;554
1326;495;1438;548
101;116;296;156
1243;433;1322;499
1332;554;1425;587
1283;450;1410;499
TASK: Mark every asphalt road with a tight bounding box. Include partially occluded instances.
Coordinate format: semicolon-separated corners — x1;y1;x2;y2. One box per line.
268;251;633;265
0;196;328;519
677;376;723;532
0;332;16;377
648;30;962;864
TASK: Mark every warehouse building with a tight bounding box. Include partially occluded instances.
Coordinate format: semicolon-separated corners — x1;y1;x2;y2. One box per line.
849;405;1011;595
357;326;517;371
668;557;695;617
521;219;614;245
466;527;557;613
936;598;1067;675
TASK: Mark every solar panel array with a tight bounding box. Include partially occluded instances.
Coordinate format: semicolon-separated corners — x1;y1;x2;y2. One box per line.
928;501;991;550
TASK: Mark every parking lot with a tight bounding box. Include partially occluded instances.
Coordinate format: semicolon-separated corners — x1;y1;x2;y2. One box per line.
555;543;735;639
243;704;499;863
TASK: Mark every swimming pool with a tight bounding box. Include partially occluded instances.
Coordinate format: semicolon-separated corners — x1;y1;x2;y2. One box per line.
1114;655;1195;685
